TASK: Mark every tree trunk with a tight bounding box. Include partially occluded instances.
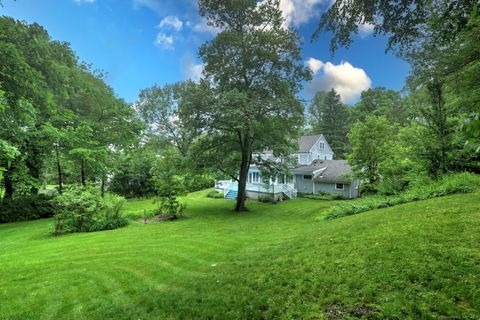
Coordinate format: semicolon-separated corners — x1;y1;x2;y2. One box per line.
235;137;250;212
80;159;86;186
3;168;14;199
101;175;105;197
427;79;449;176
55;146;63;194
25;143;41;195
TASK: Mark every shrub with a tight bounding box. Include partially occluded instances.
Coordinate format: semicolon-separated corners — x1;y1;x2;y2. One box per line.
154;196;185;219
52;185;128;235
206;190;224;199
300;193;345;201
323;173;480;220
0;194;55;223
258;195;273;203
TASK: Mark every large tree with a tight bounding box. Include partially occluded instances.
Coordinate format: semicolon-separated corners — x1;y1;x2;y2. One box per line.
135;81;199;157
308;89;350;158
314;0;477;54
348;116;394;186
0;17;142;198
189;0;311;211
351;87;408;124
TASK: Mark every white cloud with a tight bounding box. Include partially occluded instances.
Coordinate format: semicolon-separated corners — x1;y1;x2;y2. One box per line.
155;33;174;50
278;0;325;27
74;0;95;3
181;54;204;82
358;23;375;38
159;16;183;31
306;59;372;103
305;58;324;75
132;0;163;14
190;18;221;35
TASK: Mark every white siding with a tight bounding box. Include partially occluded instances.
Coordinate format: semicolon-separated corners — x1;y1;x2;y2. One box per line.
309;135;334;161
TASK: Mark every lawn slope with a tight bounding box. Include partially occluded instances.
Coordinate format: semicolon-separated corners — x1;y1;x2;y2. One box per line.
0;191;479;319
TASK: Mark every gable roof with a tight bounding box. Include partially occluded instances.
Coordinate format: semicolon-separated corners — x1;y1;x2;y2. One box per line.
297;134;323;153
292;159;354;183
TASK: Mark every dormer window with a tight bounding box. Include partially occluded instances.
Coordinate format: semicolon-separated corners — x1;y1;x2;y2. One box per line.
319;142;325;151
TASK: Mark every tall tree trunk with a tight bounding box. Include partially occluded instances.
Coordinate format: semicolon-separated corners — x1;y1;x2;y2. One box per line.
80;159;86;186
55;146;63;194
25;142;41;195
101;175;105;197
427;79;449;176
235;136;250;212
3;168;14;199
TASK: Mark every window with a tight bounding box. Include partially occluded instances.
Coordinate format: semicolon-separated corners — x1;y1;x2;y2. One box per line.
335;183;344;190
319;142;325;151
303;175;312;180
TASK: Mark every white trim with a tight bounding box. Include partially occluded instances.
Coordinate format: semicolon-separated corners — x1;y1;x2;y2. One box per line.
335;183;344;190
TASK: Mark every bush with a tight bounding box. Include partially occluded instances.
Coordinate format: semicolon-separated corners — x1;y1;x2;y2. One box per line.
154;196;185;219
300;192;345;201
52;186;128;235
206;190;224;199
258;195;273;203
0;194;55;223
323;173;480;220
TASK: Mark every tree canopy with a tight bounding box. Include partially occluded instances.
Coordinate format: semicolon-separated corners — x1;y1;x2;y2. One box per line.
185;0;311;211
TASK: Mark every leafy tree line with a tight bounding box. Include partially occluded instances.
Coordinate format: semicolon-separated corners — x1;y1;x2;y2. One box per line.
306;0;480;194
0;16;143;199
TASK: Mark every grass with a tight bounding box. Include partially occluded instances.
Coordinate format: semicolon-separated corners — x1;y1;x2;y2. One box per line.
0;190;479;319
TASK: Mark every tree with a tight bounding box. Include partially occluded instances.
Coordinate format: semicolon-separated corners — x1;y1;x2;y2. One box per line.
136;81;199;157
109;146;157;198
348;116;394;187
314;0;477;54
308;89;350;158
188;0;310;211
0;17;143;198
351;87;408;124
316;0;480;183
151;148;186;218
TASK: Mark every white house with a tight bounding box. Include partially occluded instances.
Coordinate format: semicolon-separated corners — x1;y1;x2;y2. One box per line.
215;134;359;200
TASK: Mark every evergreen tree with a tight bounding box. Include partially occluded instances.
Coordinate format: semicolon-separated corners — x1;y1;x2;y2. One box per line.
308;89;350;158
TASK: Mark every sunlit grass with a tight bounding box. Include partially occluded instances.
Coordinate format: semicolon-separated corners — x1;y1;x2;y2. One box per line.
0;190;479;319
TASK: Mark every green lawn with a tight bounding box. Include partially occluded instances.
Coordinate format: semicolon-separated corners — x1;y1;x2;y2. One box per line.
0;190;479;319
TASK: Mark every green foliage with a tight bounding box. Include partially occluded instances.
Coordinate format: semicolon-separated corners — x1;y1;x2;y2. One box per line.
52;185;127;235
190;0;311;211
109;147;157;198
347;115;394;184
308;89;350;158
314;0;476;55
299;192;345;201
152;148;187;218
0;194;55;223
324;173;480;220
350;87;409;124
1;190;479;319
136;81;199;157
257;194;273;203
0;16;142;199
206;190;224;199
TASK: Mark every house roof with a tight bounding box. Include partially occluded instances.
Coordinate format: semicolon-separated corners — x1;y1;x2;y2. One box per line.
292;159;354;183
297;134;323;153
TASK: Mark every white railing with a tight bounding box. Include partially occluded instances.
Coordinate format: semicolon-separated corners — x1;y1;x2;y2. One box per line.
215;180;297;199
282;183;297;199
215;180;232;197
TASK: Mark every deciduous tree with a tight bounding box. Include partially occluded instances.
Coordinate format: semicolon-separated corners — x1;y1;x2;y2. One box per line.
189;0;310;211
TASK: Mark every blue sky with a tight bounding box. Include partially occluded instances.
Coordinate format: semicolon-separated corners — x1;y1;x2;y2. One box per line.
1;0;410;104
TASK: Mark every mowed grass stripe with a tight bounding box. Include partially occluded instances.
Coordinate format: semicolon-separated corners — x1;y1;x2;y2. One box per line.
0;190;479;319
